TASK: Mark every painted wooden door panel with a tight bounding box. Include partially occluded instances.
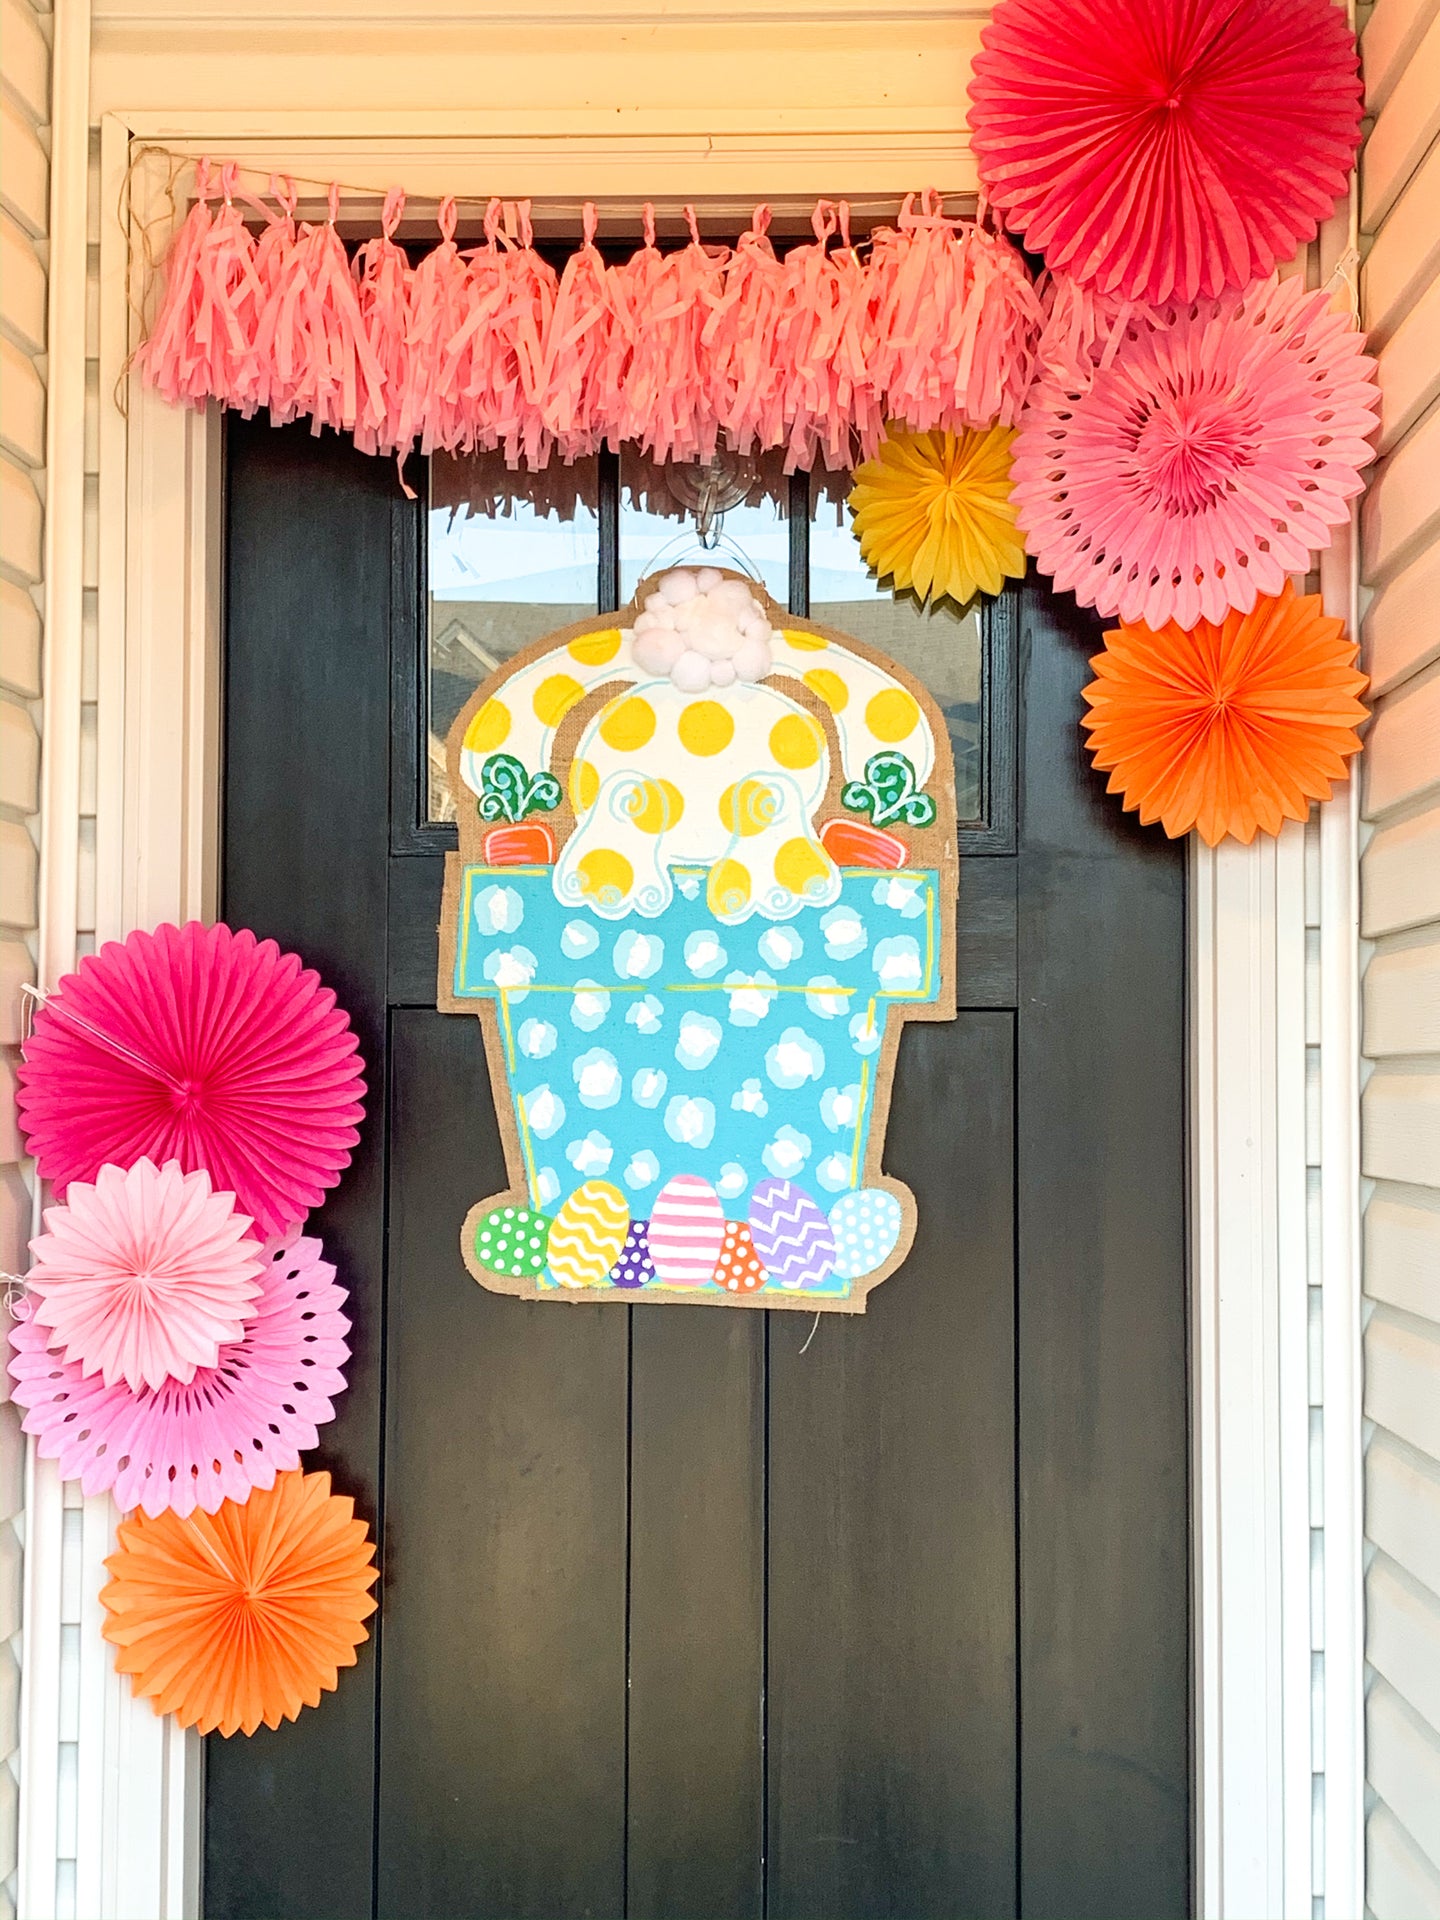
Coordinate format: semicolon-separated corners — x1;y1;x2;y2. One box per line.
207;417;1188;1919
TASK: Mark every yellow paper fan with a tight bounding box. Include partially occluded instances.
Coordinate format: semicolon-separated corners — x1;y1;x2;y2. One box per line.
847;424;1027;608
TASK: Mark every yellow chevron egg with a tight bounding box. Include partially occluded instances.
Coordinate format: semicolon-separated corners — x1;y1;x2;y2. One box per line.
546;1181;630;1288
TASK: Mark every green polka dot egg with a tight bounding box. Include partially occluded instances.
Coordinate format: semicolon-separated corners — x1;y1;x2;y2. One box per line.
473;1204;551;1279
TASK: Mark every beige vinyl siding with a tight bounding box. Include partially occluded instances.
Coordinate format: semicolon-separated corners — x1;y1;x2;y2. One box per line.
1359;1;1440;1912
0;0;49;1911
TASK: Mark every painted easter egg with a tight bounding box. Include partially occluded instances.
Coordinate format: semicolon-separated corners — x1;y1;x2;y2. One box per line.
547;1181;629;1288
609;1219;656;1289
827;1187;903;1280
712;1219;768;1294
748;1179;837;1290
474;1204;551;1280
647;1174;725;1287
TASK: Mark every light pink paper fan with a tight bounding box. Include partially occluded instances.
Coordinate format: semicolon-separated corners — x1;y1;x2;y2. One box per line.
16;920;366;1239
10;1231;351;1518
26;1159;264;1393
1011;276;1379;632
968;0;1363;306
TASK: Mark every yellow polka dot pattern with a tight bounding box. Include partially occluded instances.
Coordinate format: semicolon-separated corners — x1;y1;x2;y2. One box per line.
769;713;825;770
600;695;657;751
803;668;849;713
464;698;511;754
577;847;633;905
627;778;684;836
570;758;599;812
533;674;586;727
780;630;829;653
865;688;921;743
719;779;778;838
566;629;622;667
774;836;831;896
677;700;735;756
708;858;752;917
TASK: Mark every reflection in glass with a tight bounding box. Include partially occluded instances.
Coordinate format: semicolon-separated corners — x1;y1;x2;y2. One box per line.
619;448;791;606
427;451;600;820
808;487;985;824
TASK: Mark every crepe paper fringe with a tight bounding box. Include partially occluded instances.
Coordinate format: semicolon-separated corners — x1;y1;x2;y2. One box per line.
138;175;1045;471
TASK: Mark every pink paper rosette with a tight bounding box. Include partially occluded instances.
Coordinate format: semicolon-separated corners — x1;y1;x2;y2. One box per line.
17;920;366;1239
1011;276;1379;632
10;1231;352;1519
26;1158;263;1393
968;0;1363;306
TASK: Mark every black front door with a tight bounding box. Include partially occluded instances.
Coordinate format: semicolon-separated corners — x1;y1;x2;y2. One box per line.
205;416;1189;1920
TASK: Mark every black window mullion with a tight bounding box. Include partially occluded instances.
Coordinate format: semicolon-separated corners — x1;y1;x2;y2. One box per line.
598;446;621;614
787;471;810;618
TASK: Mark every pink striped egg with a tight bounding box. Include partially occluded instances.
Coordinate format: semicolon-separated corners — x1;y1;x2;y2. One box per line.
646;1175;725;1287
748;1178;837;1290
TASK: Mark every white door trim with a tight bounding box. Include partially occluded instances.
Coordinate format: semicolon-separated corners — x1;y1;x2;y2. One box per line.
19;113;1366;1920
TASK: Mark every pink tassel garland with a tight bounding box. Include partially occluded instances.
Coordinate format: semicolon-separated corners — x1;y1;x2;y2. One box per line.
138;170;1049;471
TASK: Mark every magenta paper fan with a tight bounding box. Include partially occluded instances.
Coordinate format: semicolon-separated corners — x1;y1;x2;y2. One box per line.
1011;276;1379;632
968;0;1363;305
27;1158;264;1393
10;1231;351;1518
17;921;366;1239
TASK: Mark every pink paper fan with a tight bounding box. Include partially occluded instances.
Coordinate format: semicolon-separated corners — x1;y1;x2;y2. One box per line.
968;0;1363;305
1011;276;1379;632
10;1231;351;1518
17;920;366;1239
27;1159;264;1393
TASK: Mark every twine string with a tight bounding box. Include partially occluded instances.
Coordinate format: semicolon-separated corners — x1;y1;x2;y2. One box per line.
0;1276;32;1322
20;983;188;1096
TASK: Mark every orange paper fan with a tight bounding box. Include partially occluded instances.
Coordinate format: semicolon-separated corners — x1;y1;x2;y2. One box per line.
1080;585;1368;846
100;1468;379;1737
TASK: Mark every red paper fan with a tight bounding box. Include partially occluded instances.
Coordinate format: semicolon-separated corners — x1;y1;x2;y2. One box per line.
17;922;366;1239
1012;276;1378;632
968;0;1363;305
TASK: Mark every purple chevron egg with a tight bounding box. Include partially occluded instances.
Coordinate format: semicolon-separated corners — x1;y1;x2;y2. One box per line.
748;1179;837;1290
609;1219;655;1288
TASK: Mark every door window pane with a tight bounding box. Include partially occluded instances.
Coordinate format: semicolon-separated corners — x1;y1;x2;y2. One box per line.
428;450;600;821
619;449;791;607
809;487;985;823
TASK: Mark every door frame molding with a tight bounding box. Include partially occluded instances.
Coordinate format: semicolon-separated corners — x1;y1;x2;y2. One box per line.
18;114;1364;1920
